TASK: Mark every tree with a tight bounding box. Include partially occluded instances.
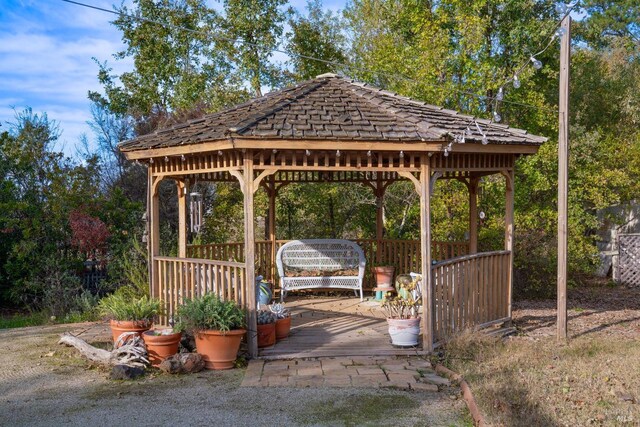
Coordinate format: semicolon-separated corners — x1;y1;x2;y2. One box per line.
286;0;347;80
219;0;290;96
91;0;249;135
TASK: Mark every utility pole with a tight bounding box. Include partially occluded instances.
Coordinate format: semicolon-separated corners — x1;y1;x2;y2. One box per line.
557;15;571;340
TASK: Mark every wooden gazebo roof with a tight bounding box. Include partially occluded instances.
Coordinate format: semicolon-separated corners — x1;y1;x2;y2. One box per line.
119;73;546;159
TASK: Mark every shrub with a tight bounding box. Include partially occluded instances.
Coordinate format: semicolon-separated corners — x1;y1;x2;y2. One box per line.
98;291;161;322
176;293;245;333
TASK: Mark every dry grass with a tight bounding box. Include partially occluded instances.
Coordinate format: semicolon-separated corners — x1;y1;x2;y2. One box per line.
443;331;640;426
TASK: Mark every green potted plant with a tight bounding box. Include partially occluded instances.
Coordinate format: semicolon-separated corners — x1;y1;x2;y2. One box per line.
176;293;246;370
381;277;421;347
257;310;277;348
98;290;161;343
142;328;182;366
270;302;291;340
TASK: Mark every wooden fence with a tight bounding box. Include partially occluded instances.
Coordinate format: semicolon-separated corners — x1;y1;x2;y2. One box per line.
186;239;469;289
155;256;247;324
431;251;511;344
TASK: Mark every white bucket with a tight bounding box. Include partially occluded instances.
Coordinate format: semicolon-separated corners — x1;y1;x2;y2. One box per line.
387;317;421;347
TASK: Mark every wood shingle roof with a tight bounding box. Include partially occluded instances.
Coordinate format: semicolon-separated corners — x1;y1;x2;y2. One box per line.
118;73;546;153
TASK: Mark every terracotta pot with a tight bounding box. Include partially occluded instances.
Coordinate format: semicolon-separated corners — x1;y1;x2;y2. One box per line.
275;316;291;340
257;322;276;348
373;266;395;288
143;329;182;366
109;319;152;343
387;317;421;347
195;329;246;370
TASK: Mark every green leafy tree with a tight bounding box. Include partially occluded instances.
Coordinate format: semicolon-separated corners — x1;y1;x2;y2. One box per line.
218;0;290;96
286;0;347;80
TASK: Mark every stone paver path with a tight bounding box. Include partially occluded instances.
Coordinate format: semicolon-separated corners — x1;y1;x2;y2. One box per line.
241;356;451;392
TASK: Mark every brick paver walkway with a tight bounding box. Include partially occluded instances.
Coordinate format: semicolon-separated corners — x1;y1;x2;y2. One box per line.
241;356;451;391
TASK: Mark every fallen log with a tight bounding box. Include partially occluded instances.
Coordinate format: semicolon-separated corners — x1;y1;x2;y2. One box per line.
59;332;112;365
59;332;149;368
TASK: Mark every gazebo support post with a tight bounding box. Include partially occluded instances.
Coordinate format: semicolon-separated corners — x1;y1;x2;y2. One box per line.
468;177;479;254
267;175;277;283
177;179;187;258
419;157;434;352
149;174;162;300
375;174;386;264
503;170;515;321
243;152;258;358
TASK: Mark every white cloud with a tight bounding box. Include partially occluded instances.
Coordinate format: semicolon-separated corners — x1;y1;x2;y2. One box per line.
0;1;133;157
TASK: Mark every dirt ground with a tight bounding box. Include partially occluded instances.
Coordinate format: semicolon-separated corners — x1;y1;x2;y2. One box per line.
0;324;467;427
513;285;640;339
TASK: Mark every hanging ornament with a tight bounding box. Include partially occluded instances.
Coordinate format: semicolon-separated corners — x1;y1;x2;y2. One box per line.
482;135;489;145
496;87;504;101
190;191;203;233
555;3;567;14
479;211;486;220
530;56;543;70
493;111;502;123
513;75;521;89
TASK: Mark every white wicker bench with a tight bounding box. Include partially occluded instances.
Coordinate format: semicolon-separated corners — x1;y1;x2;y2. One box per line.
276;239;366;301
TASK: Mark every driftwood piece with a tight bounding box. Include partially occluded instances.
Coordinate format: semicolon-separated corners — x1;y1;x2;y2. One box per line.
59;332;112;365
59;332;149;368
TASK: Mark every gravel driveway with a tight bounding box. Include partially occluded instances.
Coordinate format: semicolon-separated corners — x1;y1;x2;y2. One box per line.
0;323;467;427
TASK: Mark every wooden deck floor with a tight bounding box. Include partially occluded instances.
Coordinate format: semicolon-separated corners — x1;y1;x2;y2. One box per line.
259;296;424;359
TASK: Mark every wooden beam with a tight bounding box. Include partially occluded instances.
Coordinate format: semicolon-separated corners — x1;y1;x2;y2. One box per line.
239;150;258;357
503;170;514;321
149;173;161;300
419;155;434;352
469;177;479;254
176;180;187;258
557;15;571;340
430;171;443;196
123;139;540;160
398;171;421;194
267;175;277;283
375;174;386;242
253;169;277;193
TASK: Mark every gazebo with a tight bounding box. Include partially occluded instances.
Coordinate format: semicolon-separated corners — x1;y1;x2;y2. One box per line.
118;73;546;358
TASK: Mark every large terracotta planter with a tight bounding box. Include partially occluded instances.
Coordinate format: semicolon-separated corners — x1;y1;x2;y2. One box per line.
387;317;421;347
109;319;152;343
143;329;182;366
275;316;291;340
195;329;246;370
373;266;395;289
257;322;276;348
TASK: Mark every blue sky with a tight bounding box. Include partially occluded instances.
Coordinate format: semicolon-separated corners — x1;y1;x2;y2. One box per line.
0;0;345;156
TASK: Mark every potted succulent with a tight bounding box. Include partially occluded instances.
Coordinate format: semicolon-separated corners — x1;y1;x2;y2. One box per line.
257;310;277;348
381;277;422;347
270;303;291;340
98;291;161;343
142;328;182;366
176;293;246;370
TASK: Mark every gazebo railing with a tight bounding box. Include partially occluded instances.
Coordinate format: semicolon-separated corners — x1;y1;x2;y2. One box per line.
186;239;469;288
431;250;511;344
155;256;247;324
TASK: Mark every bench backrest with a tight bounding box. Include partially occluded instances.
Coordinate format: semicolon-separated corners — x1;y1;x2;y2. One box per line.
276;239;366;277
